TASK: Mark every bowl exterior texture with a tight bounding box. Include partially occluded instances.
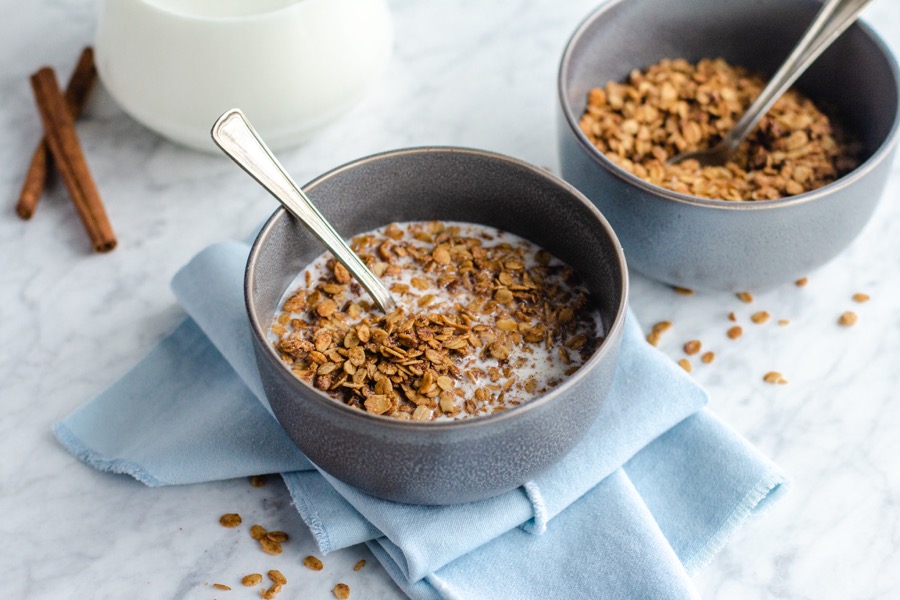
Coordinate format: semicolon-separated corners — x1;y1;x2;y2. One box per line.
246;147;628;505
558;0;900;291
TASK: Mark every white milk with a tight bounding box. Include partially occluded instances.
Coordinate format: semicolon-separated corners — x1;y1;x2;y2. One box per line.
94;0;393;152
270;222;604;420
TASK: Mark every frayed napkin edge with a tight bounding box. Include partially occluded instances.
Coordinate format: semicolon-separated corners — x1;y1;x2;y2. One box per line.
683;469;791;574
280;471;335;554
52;421;164;487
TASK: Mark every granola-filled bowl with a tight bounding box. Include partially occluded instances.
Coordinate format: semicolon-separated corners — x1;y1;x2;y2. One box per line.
246;147;628;505
557;0;900;291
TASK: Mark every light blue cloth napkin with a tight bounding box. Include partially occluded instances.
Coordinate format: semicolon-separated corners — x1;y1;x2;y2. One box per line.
54;241;788;599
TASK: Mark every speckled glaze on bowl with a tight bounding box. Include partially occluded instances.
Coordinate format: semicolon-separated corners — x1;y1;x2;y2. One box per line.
558;0;900;291
245;147;628;505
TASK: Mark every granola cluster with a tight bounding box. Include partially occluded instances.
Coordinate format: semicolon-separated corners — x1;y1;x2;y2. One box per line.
579;58;860;200
270;221;602;421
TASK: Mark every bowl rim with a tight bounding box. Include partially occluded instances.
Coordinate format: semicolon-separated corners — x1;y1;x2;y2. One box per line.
245;145;629;432
557;0;900;212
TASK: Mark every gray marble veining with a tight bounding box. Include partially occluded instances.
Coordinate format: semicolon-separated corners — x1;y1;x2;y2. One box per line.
1;0;899;598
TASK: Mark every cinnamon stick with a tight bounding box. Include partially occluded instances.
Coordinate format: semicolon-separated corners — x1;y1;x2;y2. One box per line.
16;47;96;220
30;67;116;252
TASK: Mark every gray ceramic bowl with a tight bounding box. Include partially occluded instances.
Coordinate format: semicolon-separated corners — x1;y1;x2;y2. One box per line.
558;0;900;291
245;147;628;505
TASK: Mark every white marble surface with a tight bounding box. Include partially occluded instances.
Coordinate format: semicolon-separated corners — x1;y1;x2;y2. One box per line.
2;0;899;598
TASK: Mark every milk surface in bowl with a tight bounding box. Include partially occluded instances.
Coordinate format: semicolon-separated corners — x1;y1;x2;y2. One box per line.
267;220;606;422
95;0;393;152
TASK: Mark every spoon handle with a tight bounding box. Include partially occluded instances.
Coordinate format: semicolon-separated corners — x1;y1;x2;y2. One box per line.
211;108;397;314
722;0;871;153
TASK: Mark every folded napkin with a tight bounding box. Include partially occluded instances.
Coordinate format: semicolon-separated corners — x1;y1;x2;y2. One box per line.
54;241;788;599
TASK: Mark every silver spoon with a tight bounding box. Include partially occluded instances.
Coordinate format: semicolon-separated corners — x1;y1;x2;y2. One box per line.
211;108;397;313
668;0;871;166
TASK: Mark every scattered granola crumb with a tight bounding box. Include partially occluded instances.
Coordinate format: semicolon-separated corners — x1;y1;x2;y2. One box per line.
646;320;673;347
852;293;870;303
701;351;715;364
268;570;287;585
763;371;788;384
267;531;289;543
795;277;809;287
677;358;692;373
259;537;283;555
727;312;737;322
737;292;753;303
303;555;324;571
673;286;694;296
219;513;242;528
212;583;231;591
250;475;267;487
353;560;366;571
838;311;858;326
242;574;263;587
653;320;673;333
727;326;743;340
333;583;351;599
751;311;770;324
683;340;702;355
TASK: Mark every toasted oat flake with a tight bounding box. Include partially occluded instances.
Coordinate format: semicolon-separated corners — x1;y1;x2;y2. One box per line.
250;475;267;488
763;371;788;384
242;573;263;587
250;525;267;540
795;277;809;287
219;513;242;528
852;293;870;303
838;311;858;326
652;321;672;334
261;583;283;599
677;358;692;373
333;583;351;599
259;537;283;555
212;583;231;591
727;326;743;340
751;311;770;324
353;560;367;571
736;292;753;304
701;351;715;364
268;570;287;585
266;531;289;543
778;319;791;327
271;222;603;421
673;286;694;296
683;340;702;355
412;405;433;421
646;331;661;347
303;555;324;571
727;312;737;322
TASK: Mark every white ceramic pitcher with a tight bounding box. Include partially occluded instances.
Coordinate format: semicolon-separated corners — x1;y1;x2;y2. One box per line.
95;0;393;152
